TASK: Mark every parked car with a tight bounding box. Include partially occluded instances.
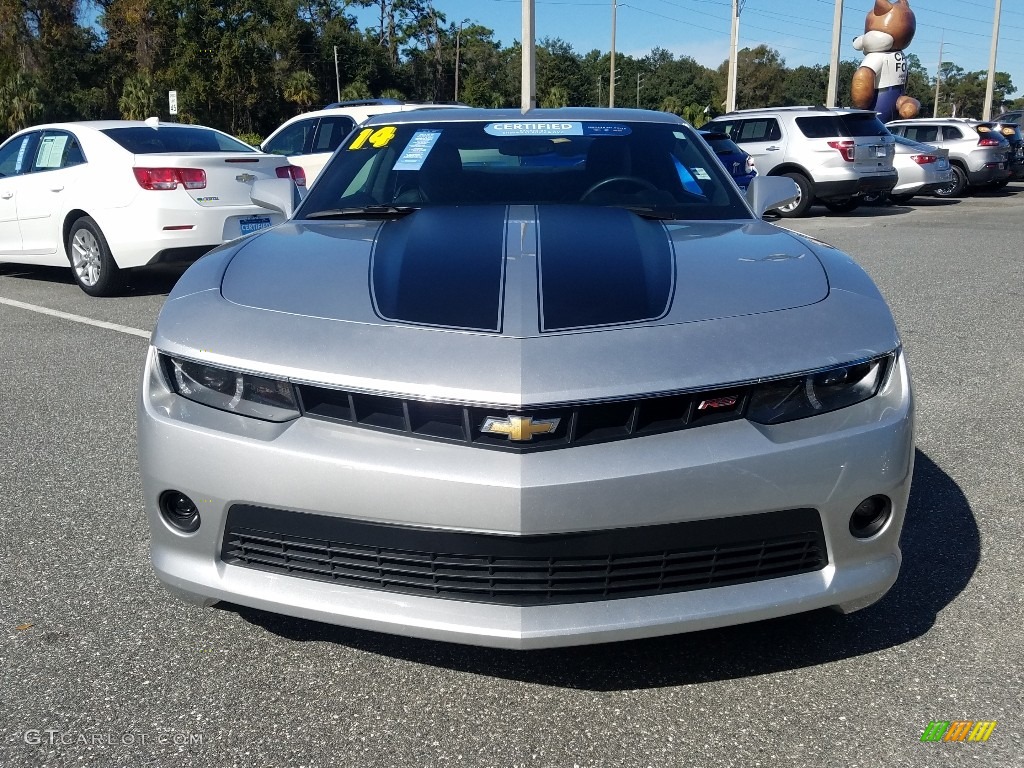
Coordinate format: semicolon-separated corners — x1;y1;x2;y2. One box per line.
885;118;1011;197
992;122;1024;184
704;106;897;217
698;129;757;190
994;109;1023;127
863;135;952;204
261;98;469;184
0;118;303;296
139;107;913;649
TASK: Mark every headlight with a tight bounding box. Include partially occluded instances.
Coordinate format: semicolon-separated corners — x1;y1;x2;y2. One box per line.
160;355;299;422
747;354;893;425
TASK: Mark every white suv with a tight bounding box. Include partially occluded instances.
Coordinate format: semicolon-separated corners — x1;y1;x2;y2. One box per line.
704;106;897;216
261;99;468;184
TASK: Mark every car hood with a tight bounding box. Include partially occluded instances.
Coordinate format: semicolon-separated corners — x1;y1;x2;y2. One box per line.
157;206;899;405
220;205;827;334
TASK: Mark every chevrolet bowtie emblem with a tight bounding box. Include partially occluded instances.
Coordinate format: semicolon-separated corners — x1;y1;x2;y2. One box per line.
235;173;257;183
481;415;560;442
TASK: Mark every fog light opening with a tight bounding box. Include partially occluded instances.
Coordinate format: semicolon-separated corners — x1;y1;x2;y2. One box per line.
849;495;891;539
159;491;201;533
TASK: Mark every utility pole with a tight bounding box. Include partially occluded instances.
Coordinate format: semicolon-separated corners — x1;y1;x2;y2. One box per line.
609;0;617;107
726;0;744;112
522;0;535;111
826;0;843;107
455;19;469;102
983;0;1002;120
636;71;643;109
334;46;341;103
933;33;944;118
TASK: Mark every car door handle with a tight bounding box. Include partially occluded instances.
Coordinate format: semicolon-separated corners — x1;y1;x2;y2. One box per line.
50;185;64;192
765;146;781;151
0;191;12;199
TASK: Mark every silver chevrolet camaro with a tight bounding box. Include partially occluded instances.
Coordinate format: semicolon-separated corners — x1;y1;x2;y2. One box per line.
138;108;914;649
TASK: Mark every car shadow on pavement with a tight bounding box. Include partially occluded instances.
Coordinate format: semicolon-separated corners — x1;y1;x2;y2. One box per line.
233;449;979;691
0;263;185;297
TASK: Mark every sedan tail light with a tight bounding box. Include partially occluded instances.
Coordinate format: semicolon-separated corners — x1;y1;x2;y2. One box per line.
133;167;207;190
276;165;306;187
911;154;938;165
827;140;856;162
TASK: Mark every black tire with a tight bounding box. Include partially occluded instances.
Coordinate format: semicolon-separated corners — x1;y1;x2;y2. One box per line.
67;216;122;297
773;172;813;218
888;193;916;204
933;165;967;198
823;198;861;213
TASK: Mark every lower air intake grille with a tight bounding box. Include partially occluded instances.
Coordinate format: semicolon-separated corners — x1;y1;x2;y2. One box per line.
222;505;826;606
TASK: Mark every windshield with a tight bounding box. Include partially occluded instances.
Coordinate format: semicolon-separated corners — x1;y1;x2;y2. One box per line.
298;119;752;221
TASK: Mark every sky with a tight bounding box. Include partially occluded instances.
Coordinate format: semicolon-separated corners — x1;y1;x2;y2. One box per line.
351;0;1024;98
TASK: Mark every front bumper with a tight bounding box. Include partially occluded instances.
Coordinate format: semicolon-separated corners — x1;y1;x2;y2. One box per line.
139;348;915;648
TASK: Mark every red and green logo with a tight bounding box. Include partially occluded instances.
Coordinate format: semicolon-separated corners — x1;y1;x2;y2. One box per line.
921;721;997;742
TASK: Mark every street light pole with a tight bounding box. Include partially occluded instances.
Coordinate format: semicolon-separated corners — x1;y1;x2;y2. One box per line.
726;0;743;112
983;0;1002;120
522;0;535;112
933;33;944;118
609;0;617;107
826;0;843;107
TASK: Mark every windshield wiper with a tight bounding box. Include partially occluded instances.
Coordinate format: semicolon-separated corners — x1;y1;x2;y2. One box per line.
618;206;682;221
305;205;420;220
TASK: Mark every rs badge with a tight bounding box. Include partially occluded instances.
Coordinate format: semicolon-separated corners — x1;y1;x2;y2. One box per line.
481;415;560;442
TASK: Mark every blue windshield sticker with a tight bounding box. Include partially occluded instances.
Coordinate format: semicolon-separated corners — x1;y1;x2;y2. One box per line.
393;129;443;171
485;122;584;137
583;124;632;137
673;156;706;196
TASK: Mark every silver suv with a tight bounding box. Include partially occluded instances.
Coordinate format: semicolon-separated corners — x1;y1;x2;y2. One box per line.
885;118;1011;197
704;106;896;217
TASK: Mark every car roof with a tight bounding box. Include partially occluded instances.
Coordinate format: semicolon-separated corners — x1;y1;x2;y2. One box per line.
360;107;689;126
10;119;225;135
715;106;879;117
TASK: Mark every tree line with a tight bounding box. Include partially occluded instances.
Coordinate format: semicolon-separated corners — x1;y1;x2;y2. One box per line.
1;0;1018;144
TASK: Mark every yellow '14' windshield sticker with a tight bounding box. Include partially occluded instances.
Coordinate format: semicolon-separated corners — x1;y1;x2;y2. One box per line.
348;126;397;150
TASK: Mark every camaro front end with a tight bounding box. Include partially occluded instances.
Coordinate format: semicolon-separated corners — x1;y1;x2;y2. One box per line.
139;109;914;648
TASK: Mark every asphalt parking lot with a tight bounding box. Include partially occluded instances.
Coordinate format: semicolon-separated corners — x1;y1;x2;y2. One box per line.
1;190;1022;768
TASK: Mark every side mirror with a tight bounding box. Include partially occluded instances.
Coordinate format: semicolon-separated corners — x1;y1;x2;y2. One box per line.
745;176;800;217
250;178;299;219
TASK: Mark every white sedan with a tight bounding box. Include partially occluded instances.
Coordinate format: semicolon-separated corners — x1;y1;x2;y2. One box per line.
0;118;305;296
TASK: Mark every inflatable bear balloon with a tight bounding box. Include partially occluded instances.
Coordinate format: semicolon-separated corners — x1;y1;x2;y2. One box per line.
851;0;921;121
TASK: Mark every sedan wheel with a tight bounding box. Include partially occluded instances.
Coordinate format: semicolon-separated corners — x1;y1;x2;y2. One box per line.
933;165;967;198
69;217;122;297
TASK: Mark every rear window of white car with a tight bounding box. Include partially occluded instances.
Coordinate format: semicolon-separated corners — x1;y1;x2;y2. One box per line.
796;114;889;138
100;126;255;154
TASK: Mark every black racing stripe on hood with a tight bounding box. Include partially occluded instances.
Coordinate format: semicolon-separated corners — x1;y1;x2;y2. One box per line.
538;206;675;332
371;206;507;331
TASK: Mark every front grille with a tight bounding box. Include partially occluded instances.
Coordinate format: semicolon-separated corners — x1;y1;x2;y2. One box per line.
296;384;749;452
222;505;826;606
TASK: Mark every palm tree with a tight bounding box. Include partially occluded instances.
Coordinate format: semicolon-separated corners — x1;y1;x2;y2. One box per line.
283;70;319;112
119;75;156;120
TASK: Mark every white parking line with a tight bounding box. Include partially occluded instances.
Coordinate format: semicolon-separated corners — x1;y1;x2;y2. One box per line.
0;296;151;339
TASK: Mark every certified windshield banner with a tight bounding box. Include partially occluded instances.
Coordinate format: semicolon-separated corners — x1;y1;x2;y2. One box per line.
485;122;632;137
